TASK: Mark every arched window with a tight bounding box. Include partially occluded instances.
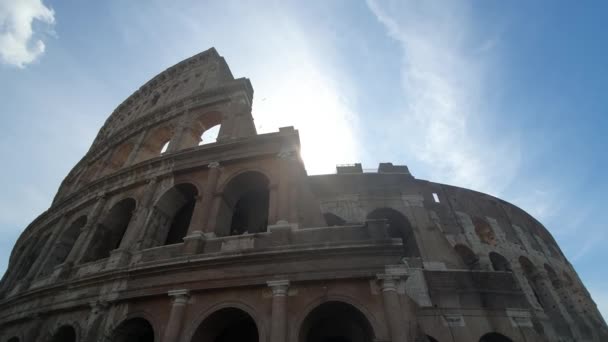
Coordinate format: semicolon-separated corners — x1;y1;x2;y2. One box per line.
191;307;259;342
49;325;76;342
216;171;270;236
107;142;134;171
366;208;420;257
199;124;221;145
299;301;374;342
192;112;222;147
160;140;170;154
82;198;136;263
544;264;562;289
148;183;198;247
472;216;497;246
13;232;50;282
454;244;480;270
323;213;346;226
111;318;154;342
518;256;573;338
489;252;511;272
40;216;87;276
479;332;513;342
134;125;174;162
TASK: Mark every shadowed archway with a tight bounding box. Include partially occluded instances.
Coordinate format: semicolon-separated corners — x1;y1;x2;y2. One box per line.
366;208;420;256
111;317;154;342
299;301;374;342
191;307;259;342
49;325;76;342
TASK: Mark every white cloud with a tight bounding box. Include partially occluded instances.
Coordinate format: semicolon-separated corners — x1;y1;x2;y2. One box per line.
0;0;55;68
366;0;520;196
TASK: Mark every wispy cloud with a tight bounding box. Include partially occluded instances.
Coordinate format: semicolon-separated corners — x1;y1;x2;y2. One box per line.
0;0;55;68
366;0;520;196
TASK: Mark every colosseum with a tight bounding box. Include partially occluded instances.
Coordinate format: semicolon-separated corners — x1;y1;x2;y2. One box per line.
0;48;606;342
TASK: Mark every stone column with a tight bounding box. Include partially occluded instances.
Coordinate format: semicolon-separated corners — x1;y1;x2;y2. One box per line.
125;130;147;166
64;195;108;265
28;215;68;280
267;280;290;342
83;301;109;342
163;289;190;342
122;178;160;251
167;110;192;152
275;151;298;225
378;273;408;342
183;162;221;255
24;314;44;342
196;161;221;235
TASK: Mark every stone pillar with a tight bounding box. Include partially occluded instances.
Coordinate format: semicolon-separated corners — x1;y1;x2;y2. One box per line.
181;195;206;255
275;151;298;225
267;280;290;342
184;161;219;228
28;215;68;280
267;183;279;225
24;314;44;342
83;301;109;342
167;110;192;152
163;289;190;342
65;195;108;265
378;273;409;342
121;178;160;251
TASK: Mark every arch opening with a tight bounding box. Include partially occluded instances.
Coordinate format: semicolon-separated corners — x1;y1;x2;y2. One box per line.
518;256;573;338
41;216;87;276
160;141;170;154
199;124;221;145
7;337;19;342
454;244;480;270
472;217;497;246
191;307;259;342
489;252;511;272
135;125;174;162
479;332;513;342
299;301;374;342
49;325;76;342
82;198;136;263
216;172;270;237
543;264;562;289
13;232;50;282
106;142;134;172
148;183;198;247
366;208;420;257
111;317;154;342
191;111;222;148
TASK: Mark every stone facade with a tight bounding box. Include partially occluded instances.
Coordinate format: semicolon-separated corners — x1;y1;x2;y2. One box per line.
0;48;606;342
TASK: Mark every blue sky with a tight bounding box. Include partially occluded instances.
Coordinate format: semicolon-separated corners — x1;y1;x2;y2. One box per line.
0;0;606;319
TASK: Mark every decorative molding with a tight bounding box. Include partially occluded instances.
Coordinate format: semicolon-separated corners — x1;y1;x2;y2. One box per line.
267;280;290;297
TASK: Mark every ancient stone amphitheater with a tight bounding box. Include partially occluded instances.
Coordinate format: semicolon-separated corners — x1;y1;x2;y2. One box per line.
0;48;606;342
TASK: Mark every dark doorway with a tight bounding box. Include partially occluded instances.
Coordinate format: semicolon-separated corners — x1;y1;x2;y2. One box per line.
49;325;76;342
367;208;420;256
82;198;136;262
111;317;154;342
479;332;513;342
191;308;259;342
299;301;374;342
216;172;270;236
